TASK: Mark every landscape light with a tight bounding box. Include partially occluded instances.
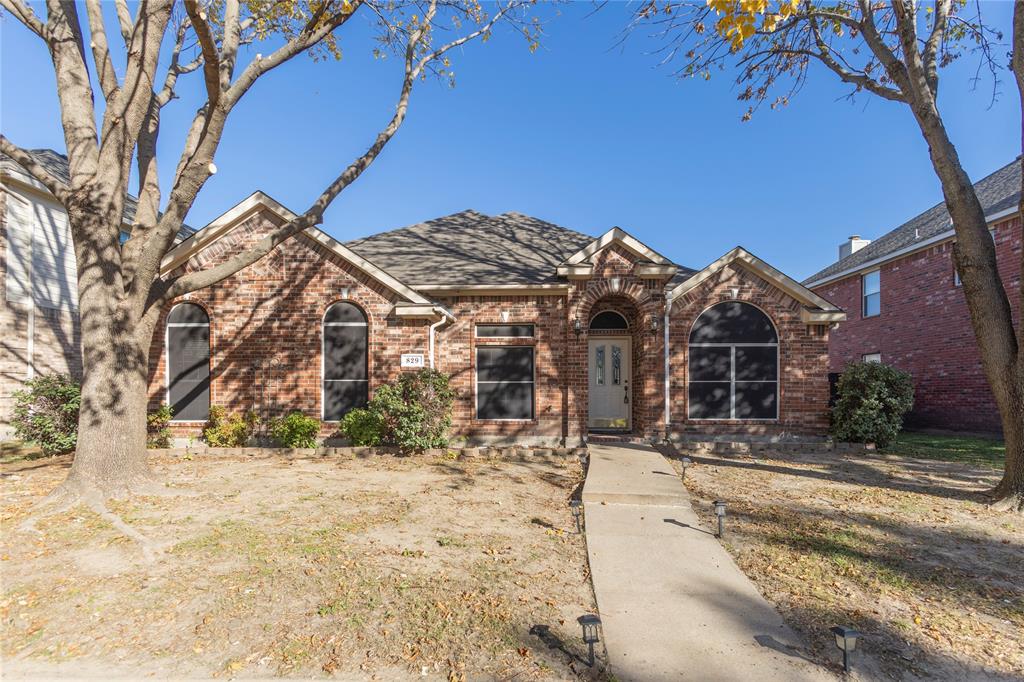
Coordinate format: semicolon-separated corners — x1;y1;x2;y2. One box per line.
569;499;583;533
680;457;692;481
577;614;601;667
713;500;727;538
830;626;861;672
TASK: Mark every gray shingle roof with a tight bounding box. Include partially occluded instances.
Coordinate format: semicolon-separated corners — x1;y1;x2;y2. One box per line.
804;157;1021;285
346;209;691;287
2;148;196;242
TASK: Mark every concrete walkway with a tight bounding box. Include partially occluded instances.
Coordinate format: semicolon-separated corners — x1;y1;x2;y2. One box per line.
582;443;836;681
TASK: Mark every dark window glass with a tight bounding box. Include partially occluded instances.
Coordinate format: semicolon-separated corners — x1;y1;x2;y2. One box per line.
689;302;778;344
168;302;209;324
735;346;777;381
476;346;534;420
323;302;368;421
689;347;731;382
167;304;210;421
734;382;777;419
476;324;534;338
688;301;778;420
688;382;731;419
324;301;367;324
589;311;628;330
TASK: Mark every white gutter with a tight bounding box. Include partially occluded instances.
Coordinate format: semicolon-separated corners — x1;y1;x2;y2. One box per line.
428;307;456;369
805;206;1019;289
663;308;671;439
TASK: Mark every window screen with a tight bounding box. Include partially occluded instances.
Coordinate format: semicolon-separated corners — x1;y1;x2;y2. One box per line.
476;324;534;338
166;303;210;421
476;346;534;420
323;302;368;421
862;271;880;317
688;302;778;420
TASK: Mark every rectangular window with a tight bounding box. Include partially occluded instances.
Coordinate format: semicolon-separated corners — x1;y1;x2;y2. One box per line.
476;346;534;420
689;345;777;420
862;353;881;363
475;324;534;338
862;270;880;318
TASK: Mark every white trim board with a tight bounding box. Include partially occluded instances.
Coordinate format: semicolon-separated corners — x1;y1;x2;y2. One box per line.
562;226;674;266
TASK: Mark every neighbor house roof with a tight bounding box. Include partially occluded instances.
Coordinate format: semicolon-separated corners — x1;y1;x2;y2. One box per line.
804;157;1021;287
1;148;196;243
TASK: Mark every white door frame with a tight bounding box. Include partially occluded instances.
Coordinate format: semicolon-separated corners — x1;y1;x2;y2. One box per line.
587;335;632;431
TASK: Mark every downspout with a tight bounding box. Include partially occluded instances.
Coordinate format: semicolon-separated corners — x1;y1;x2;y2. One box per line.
428;307;456;369
663;303;670;442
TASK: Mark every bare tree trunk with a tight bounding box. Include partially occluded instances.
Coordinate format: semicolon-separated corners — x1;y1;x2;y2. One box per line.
61;206;155;498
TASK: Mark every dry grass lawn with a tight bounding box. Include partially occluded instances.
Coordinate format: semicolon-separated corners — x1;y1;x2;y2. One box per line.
667;447;1023;681
1;450;601;680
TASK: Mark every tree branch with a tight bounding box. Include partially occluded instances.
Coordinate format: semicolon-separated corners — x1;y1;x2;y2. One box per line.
183;0;222;109
0;136;69;203
113;0;133;43
804;13;904;101
0;0;48;41
84;0;122;101
923;0;951;96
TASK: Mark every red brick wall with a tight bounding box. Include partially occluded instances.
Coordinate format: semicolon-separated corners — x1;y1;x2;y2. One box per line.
812;215;1021;433
149;208;428;436
669;262;832;436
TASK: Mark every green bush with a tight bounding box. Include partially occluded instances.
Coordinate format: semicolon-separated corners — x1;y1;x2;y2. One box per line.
202;406;259;447
375;369;456;451
831;361;914;447
10;374;81;456
339;408;383;446
147;404;174;449
269;411;321;448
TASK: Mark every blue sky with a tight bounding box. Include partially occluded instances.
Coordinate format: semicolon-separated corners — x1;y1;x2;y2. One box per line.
1;1;1018;280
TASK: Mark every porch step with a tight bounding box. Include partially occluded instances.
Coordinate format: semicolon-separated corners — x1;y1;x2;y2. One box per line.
668;436;870;456
585;433;651;445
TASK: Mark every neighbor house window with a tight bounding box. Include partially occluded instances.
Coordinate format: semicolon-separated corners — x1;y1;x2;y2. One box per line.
476;346;534;420
862;353;881;363
688;301;778;420
862;270;880;317
166;302;210;421
476;324;534;338
322;301;368;421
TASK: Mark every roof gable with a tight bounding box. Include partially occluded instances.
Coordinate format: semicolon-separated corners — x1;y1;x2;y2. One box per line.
804;157;1021;286
670;246;845;324
562;226;673;266
160;191;430;305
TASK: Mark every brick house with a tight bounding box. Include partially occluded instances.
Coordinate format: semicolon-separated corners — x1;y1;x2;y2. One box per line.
804;158;1021;434
2;151;844;446
149;192;843;446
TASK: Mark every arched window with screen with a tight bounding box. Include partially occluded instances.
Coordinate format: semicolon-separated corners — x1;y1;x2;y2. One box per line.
166;302;210;421
688;301;778;420
323;301;369;421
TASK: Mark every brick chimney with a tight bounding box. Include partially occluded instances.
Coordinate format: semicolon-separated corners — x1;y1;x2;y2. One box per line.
839;235;871;261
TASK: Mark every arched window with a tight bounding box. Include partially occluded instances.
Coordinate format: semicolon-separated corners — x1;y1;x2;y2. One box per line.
688;302;778;420
589;310;628;331
166;302;210;421
323;301;368;421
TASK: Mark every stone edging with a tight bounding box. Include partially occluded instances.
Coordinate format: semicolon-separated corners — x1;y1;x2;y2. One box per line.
147;445;589;461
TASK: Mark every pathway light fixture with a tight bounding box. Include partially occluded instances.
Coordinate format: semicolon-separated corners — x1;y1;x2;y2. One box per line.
713;500;727;538
830;626;861;673
577;614;601;667
569;499;583;534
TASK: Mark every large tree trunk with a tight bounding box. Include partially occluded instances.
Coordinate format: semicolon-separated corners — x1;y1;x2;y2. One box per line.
904;89;1024;511
61;204;156;498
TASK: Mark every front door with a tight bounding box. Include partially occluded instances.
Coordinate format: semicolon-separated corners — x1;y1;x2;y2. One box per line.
588;337;631;430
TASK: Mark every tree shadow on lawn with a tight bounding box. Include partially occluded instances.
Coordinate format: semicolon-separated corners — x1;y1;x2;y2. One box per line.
715;501;1023;679
672;450;996;504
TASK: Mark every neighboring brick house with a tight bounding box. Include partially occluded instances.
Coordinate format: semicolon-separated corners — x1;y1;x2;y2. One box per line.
804;158;1022;434
147;192;843;446
0;150;193;437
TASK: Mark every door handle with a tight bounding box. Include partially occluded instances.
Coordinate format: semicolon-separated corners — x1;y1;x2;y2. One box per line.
623;382;630;404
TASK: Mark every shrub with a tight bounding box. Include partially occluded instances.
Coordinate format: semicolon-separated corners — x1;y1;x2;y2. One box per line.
10;374;81;456
339;408;383;446
269;411;321;448
831;361;914;447
147;404;174;449
202;406;259;447
370;369;456;451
